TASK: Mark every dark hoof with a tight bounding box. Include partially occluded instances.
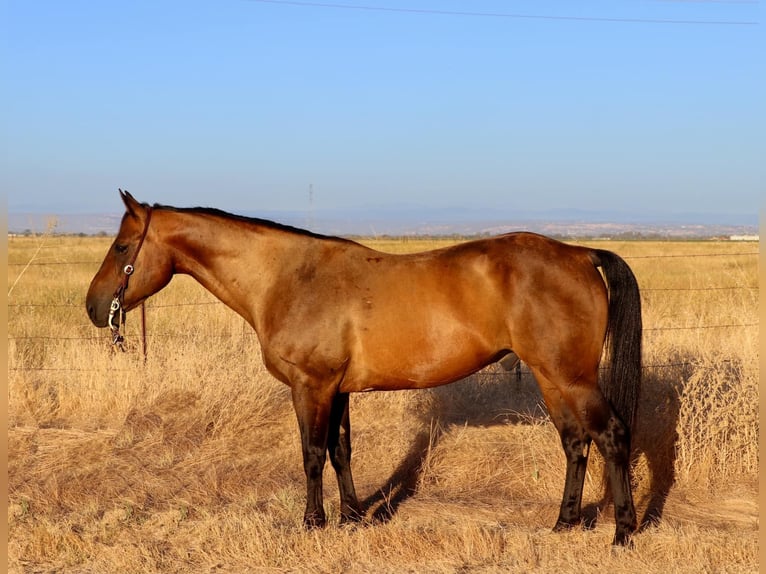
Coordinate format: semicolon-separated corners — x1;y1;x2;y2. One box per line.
552;518;580;533
303;512;327;530
340;508;365;526
612;529;635;548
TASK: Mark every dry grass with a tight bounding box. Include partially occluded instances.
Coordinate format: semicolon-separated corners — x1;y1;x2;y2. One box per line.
7;235;759;573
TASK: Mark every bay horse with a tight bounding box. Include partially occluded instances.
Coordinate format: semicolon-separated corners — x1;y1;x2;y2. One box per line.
86;190;642;545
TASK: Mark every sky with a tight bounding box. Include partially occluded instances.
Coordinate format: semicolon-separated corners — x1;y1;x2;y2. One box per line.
3;0;764;224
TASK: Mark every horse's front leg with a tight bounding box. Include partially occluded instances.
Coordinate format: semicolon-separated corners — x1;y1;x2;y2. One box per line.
328;392;362;523
291;384;332;529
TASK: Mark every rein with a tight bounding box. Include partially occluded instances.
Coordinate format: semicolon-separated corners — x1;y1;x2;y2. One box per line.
108;207;153;360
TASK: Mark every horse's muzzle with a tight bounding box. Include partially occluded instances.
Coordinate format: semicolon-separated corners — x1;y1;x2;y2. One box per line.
86;295;110;328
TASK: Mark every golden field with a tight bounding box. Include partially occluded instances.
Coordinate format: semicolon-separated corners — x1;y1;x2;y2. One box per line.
7;234;759;573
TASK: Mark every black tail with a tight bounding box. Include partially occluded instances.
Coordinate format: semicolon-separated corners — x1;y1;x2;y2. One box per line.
592;249;643;432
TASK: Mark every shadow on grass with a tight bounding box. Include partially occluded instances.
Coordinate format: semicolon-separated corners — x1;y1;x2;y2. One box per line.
361;359;551;523
633;364;684;531
361;359;684;532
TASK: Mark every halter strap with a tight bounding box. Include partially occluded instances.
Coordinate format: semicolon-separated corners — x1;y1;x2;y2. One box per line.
109;206;153;357
113;206;153;302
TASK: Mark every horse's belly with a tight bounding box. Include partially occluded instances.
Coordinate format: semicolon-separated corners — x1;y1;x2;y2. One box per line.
340;325;502;392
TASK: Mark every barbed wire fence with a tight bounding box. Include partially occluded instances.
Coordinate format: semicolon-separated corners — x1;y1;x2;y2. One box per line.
7;249;759;375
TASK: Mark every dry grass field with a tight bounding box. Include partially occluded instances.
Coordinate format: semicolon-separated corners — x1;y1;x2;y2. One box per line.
7;233;759;573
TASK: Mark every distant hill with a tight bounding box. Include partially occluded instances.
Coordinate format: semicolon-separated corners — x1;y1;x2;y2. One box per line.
8;208;759;239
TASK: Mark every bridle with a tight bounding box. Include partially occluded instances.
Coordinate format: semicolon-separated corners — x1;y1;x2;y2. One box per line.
108;206;153;356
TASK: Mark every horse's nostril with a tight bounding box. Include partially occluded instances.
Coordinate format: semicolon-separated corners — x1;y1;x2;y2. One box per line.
87;304;98;323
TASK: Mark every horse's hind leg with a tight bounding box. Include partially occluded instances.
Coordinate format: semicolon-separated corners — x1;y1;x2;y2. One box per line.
328;392;362;523
555;419;592;530
584;397;636;545
535;370;592;530
535;368;636;545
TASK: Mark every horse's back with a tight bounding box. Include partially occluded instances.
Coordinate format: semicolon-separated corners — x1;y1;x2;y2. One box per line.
337;232;607;392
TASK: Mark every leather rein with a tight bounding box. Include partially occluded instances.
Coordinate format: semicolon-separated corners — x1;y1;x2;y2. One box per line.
108;206;153;358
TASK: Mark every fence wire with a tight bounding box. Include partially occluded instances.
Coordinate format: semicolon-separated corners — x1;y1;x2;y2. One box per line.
7;248;759;374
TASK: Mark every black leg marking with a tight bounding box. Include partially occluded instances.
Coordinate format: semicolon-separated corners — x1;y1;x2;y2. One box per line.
328;392;362;523
591;414;637;546
291;386;330;529
554;425;592;531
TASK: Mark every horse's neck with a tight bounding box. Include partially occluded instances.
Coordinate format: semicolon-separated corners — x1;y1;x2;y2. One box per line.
166;212;292;328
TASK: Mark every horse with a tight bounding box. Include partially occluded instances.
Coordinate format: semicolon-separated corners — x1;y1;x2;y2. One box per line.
86;190;642;546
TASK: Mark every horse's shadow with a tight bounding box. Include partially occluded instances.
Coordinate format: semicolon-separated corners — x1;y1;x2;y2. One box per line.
631;366;684;531
361;361;682;531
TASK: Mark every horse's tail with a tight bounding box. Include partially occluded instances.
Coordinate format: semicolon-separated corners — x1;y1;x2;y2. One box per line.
591;249;643;433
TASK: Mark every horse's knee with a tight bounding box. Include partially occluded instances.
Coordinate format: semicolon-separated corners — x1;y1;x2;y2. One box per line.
304;445;326;479
560;426;591;462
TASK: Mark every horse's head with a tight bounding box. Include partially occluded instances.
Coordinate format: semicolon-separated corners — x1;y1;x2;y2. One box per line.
86;190;173;328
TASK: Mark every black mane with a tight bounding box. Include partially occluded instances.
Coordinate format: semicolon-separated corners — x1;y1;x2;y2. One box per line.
151;203;350;243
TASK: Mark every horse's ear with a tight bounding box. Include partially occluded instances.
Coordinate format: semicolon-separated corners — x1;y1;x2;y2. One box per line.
119;188;144;219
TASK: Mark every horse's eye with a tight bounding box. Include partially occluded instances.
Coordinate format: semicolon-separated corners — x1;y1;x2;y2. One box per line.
115;244;129;254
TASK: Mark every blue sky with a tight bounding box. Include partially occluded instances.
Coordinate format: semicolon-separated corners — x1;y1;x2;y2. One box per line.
3;0;764;223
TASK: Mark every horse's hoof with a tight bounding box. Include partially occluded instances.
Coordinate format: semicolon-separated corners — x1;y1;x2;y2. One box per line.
339;509;365;526
303;513;327;530
552;519;580;533
612;530;635;548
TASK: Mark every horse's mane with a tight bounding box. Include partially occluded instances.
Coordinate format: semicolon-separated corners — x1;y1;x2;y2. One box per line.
151;203;351;243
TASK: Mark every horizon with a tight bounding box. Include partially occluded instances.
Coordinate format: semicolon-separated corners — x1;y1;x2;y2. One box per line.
8;204;759;238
